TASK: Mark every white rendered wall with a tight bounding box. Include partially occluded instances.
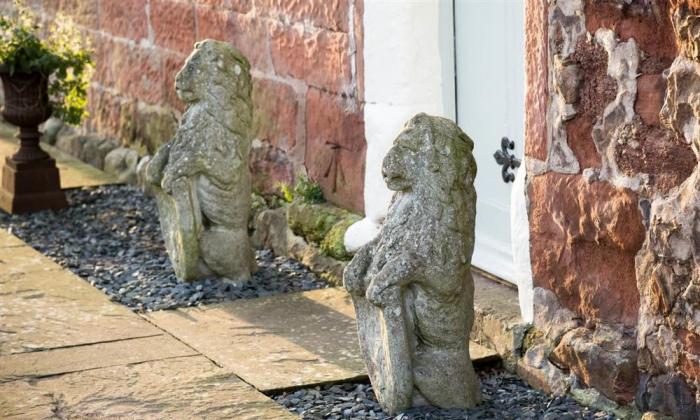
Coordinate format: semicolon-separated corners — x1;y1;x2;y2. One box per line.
344;0;456;252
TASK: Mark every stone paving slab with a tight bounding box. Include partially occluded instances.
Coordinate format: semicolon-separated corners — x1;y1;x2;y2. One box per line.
146;287;499;392
1;248;162;355
0;245;58;276
0;229;23;248
0;137;117;189
0;356;296;419
0;334;196;381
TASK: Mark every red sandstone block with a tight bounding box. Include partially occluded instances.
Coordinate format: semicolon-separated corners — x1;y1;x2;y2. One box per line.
254;0;348;32
163;52;188;112
95;38;163;104
635;74;666;126
195;5;234;42
151;0;196;54
528;173;644;326
194;0;252;14
270;24;351;93
230;13;273;72
42;0;98;29
99;0;148;40
252;78;299;152
524;0;548;160
354;0;364;103
305;87;365;213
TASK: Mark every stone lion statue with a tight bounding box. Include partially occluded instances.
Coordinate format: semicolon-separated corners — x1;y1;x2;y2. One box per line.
146;40;255;283
344;113;481;414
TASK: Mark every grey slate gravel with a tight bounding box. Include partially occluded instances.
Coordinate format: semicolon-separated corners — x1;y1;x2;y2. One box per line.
273;368;619;420
0;185;327;311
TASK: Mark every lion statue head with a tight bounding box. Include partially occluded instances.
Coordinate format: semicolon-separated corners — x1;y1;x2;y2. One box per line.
380;113;477;240
383;113;476;199
174;39;252;135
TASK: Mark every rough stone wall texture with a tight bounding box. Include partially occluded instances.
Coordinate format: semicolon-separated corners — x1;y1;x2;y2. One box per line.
525;0;700;414
12;0;366;213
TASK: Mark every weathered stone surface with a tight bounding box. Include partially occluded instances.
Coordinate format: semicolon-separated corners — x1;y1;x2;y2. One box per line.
144;288;366;392
305;87;366;213
40;117;66;145
104;147;139;184
0;335;195;381
255;0;349;32
661;56;700;158
673;6;700;62
0;356;296;419
529;172;645;326
470;271;525;370
250;140;295;195
344;114;480;414
516;342;573;396
532;287;580;343
551;325;639;404
635;55;700;416
146;40;255;282
565;38;617;169
55;134;118;170
252;207;289;256
0;261;160;355
545;0;585;174
591;28;642;189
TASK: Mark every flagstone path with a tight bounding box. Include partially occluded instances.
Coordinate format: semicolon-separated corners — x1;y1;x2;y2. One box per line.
0;226;501;418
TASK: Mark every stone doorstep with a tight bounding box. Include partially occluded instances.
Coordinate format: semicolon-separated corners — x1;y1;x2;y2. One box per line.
471;270;527;369
0;356;296;419
144;287;501;393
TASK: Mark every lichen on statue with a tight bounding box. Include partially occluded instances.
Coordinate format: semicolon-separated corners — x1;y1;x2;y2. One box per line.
146;39;255;283
343;113;481;414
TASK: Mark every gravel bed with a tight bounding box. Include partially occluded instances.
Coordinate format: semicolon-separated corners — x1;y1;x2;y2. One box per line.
0;185;327;311
273;368;618;420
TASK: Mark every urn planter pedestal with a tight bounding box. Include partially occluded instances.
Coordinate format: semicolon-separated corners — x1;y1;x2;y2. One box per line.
0;71;67;214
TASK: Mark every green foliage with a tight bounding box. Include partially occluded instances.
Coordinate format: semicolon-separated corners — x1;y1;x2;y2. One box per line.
0;1;94;125
276;181;294;203
292;175;324;204
276;175;325;204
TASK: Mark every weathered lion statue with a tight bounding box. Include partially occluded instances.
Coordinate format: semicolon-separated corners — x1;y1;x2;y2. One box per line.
146;40;255;283
344;113;481;414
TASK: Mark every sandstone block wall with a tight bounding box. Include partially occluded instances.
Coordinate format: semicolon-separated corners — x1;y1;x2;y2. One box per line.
525;0;700;415
17;0;366;212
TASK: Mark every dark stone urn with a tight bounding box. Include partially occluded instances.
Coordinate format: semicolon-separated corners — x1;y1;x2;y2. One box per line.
0;71;67;213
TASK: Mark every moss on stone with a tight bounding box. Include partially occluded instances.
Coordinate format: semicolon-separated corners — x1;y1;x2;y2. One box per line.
321;214;361;261
287;201;348;243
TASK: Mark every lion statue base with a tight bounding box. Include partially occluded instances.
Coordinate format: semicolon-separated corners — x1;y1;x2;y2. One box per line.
344;113;481;414
146;40;255;283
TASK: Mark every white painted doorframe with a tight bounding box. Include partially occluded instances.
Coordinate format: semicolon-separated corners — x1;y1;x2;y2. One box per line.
345;0;533;322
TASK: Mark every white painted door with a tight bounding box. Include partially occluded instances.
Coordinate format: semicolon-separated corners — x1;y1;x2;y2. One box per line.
454;0;525;284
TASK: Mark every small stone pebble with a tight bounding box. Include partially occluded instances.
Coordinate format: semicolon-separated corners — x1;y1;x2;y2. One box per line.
272;368;620;420
0;185;328;311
